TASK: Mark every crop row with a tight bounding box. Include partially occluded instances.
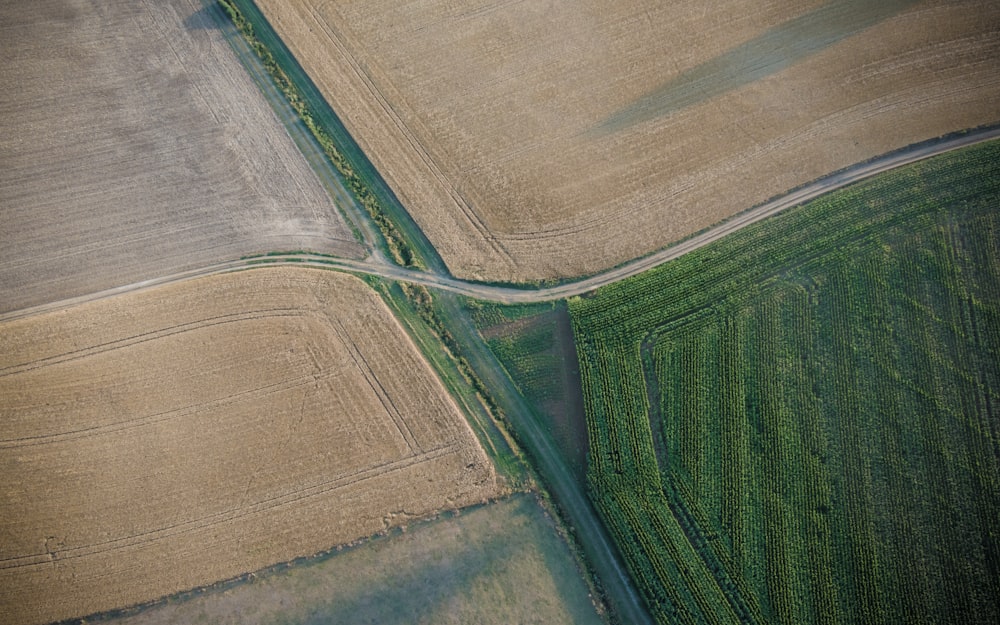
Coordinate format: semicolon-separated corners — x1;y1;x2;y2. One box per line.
578;325;764;625
570;140;1000;624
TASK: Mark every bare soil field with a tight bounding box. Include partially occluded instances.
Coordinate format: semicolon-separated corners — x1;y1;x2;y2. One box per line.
0;267;497;625
94;494;604;625
0;0;362;314
256;0;1000;282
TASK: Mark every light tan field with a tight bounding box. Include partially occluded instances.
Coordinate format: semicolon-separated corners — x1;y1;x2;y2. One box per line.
0;267;497;625
0;0;361;314
256;0;1000;282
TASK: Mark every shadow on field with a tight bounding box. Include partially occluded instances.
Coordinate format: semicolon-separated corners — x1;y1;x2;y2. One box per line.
302;532;514;625
303;497;583;625
595;0;921;134
182;2;220;31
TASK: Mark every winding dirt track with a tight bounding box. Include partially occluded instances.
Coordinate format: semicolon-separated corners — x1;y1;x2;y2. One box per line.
252;0;1000;283
3;126;997;325
7;5;995;625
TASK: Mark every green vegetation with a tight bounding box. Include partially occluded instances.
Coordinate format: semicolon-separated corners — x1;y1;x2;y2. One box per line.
375;285;618;620
466;299;555;328
401;285;514;443
468;299;590;483
217;6;999;622
218;0;423;269
366;279;527;486
569;140;1000;624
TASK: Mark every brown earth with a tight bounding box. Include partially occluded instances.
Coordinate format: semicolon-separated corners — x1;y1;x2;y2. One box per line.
0;0;362;314
0;267;497;625
256;0;1000;282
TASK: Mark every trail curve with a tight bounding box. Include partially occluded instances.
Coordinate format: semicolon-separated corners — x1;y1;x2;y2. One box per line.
4;126;997;324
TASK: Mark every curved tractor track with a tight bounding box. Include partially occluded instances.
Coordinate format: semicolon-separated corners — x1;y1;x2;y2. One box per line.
4;126;998;324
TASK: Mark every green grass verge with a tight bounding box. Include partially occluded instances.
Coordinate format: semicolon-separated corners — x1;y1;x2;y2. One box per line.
466;299;591;484
363;277;527;487
218;0;435;270
569;139;1000;624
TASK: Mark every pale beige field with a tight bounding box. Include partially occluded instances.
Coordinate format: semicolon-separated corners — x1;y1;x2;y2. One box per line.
257;0;1000;282
0;267;497;625
0;0;361;313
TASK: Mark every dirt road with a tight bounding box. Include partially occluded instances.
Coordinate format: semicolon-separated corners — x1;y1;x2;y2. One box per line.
4;126;996;324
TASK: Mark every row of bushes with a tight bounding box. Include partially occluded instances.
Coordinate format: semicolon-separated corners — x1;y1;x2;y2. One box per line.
217;0;420;268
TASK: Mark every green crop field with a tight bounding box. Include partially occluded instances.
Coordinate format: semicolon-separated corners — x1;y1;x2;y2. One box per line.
569;139;1000;624
469;300;590;483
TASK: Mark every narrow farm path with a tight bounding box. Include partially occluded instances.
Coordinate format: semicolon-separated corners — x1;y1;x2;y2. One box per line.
5;125;998;324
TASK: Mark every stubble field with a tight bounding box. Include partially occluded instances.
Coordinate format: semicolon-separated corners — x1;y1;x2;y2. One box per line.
0;267;497;625
255;0;1000;282
0;0;361;314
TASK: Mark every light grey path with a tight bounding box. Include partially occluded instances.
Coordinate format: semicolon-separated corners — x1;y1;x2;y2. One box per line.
5;125;996;323
3;82;994;625
0;0;365;314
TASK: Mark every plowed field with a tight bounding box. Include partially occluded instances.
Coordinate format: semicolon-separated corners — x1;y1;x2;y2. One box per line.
0;0;361;313
0;267;497;625
256;0;1000;282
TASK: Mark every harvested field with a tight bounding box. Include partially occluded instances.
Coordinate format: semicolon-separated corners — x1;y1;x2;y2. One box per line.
255;0;1000;282
0;267;497;625
0;0;361;314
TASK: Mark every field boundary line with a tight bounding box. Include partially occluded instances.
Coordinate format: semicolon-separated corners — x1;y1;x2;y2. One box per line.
0;368;346;449
0;309;307;376
0;444;459;571
324;309;422;453
2;128;997;322
307;3;514;266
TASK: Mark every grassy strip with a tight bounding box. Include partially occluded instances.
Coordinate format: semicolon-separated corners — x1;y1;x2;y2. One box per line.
373;281;617;617
570;139;1000;624
427;288;623;623
217;0;420;269
364;277;527;487
465;299;591;484
216;6;598;586
398;284;522;454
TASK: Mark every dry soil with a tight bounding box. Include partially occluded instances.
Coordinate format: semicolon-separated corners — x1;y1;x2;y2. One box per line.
0;267;497;625
0;0;362;314
256;0;1000;282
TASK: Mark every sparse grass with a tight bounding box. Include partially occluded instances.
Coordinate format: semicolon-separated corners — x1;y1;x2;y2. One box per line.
94;494;606;625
